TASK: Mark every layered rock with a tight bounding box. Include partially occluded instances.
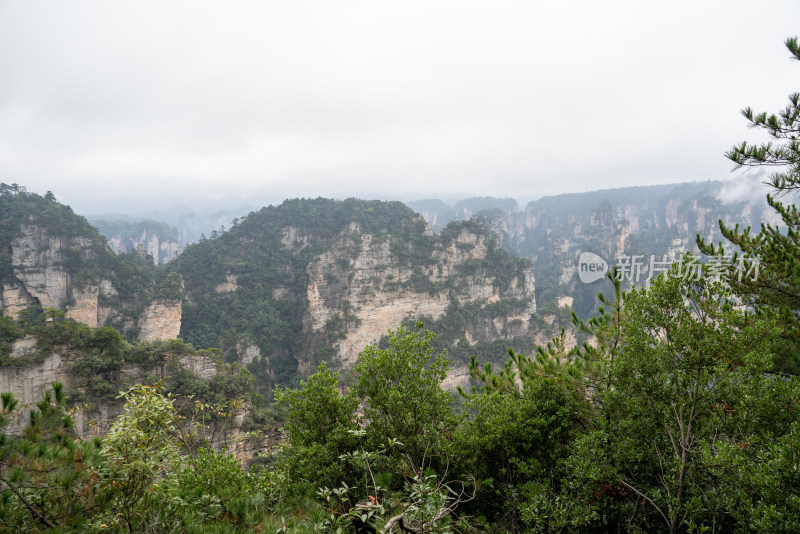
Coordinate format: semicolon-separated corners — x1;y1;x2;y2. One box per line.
2;223;182;341
10;225;72;309
178;353;217;379
236;339;262;366
303;223;536;367
0;347;240;445
0;353;74;431
65;280;117;328
138;299;182;341
0;281;35;318
215;273;238;293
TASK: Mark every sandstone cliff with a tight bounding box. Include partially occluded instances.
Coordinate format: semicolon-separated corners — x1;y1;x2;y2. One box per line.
301;222;536;369
174;198;537;391
106;230;181;265
1;224;182;341
406;179;777;320
0;338;263;461
1;189;183;342
138;299;183;341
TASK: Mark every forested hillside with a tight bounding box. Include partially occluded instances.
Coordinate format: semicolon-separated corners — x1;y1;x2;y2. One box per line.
171;198;538;392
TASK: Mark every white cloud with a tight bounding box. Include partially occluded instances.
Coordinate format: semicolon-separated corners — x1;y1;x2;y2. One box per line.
0;0;798;212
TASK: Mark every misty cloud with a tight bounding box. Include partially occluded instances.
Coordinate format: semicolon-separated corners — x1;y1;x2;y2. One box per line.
0;1;799;213
715;173;772;205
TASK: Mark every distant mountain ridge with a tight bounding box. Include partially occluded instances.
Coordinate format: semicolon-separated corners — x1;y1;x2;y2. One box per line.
2;180;774;397
89;218;182;265
404;177;774;317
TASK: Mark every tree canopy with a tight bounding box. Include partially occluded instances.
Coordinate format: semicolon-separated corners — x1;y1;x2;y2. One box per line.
699;36;800;374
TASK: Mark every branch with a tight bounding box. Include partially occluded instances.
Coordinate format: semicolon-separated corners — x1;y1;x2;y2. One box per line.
382;513;421;533
2;480;56;529
617;479;669;529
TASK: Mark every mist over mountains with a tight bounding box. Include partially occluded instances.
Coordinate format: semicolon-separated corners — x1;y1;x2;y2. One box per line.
85;175;774;316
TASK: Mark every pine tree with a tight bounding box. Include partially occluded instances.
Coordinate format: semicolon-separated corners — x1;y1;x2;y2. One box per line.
699;36;800;373
0;383;107;531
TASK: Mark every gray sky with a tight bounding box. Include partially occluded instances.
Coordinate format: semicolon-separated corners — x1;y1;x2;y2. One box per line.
1;1;798;213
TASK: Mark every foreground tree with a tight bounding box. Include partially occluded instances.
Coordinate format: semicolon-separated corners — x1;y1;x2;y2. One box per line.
353;322;455;473
606;261;778;532
557;258;796;533
461;255;799;533
274;362;360;491
699;36;800;373
453;375;589;531
0;383;108;531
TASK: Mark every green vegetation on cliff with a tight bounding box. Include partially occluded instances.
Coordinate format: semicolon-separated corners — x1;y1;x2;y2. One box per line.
0;185;182;336
0;313;253;409
2;261;799;532
173;198;422;387
172;197;533;391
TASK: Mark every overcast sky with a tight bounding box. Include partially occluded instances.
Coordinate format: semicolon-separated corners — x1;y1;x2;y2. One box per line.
1;1;798;214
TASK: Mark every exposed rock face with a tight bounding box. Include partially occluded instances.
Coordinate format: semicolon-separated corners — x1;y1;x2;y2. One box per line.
236;339;262;366
441;365;471;391
179;354;217;379
10;335;38;359
0;347;225;437
65;285;101;326
11;225;72;309
556;296;574;308
303;223;536;367
138;299;182;341
404;182;782;320
2;224;182;341
0;354;73;432
4;225;110;321
65;282;116;328
1;281;35;318
281;226;310;249
215;273;239;293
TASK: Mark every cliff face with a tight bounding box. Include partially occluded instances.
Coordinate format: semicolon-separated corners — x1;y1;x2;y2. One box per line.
1;224;182;341
0;340;261;460
513;183;775;317
138;299;183;341
1;189;183;341
5;224;114;326
406;179;776;319
10;225;74;310
65;280;117;328
175;198;536;390
0;344;72;420
302;222;536;368
1;281;36;318
106;232;182;265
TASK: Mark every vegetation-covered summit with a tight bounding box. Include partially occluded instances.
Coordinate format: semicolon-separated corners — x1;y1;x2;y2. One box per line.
172;197;534;391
